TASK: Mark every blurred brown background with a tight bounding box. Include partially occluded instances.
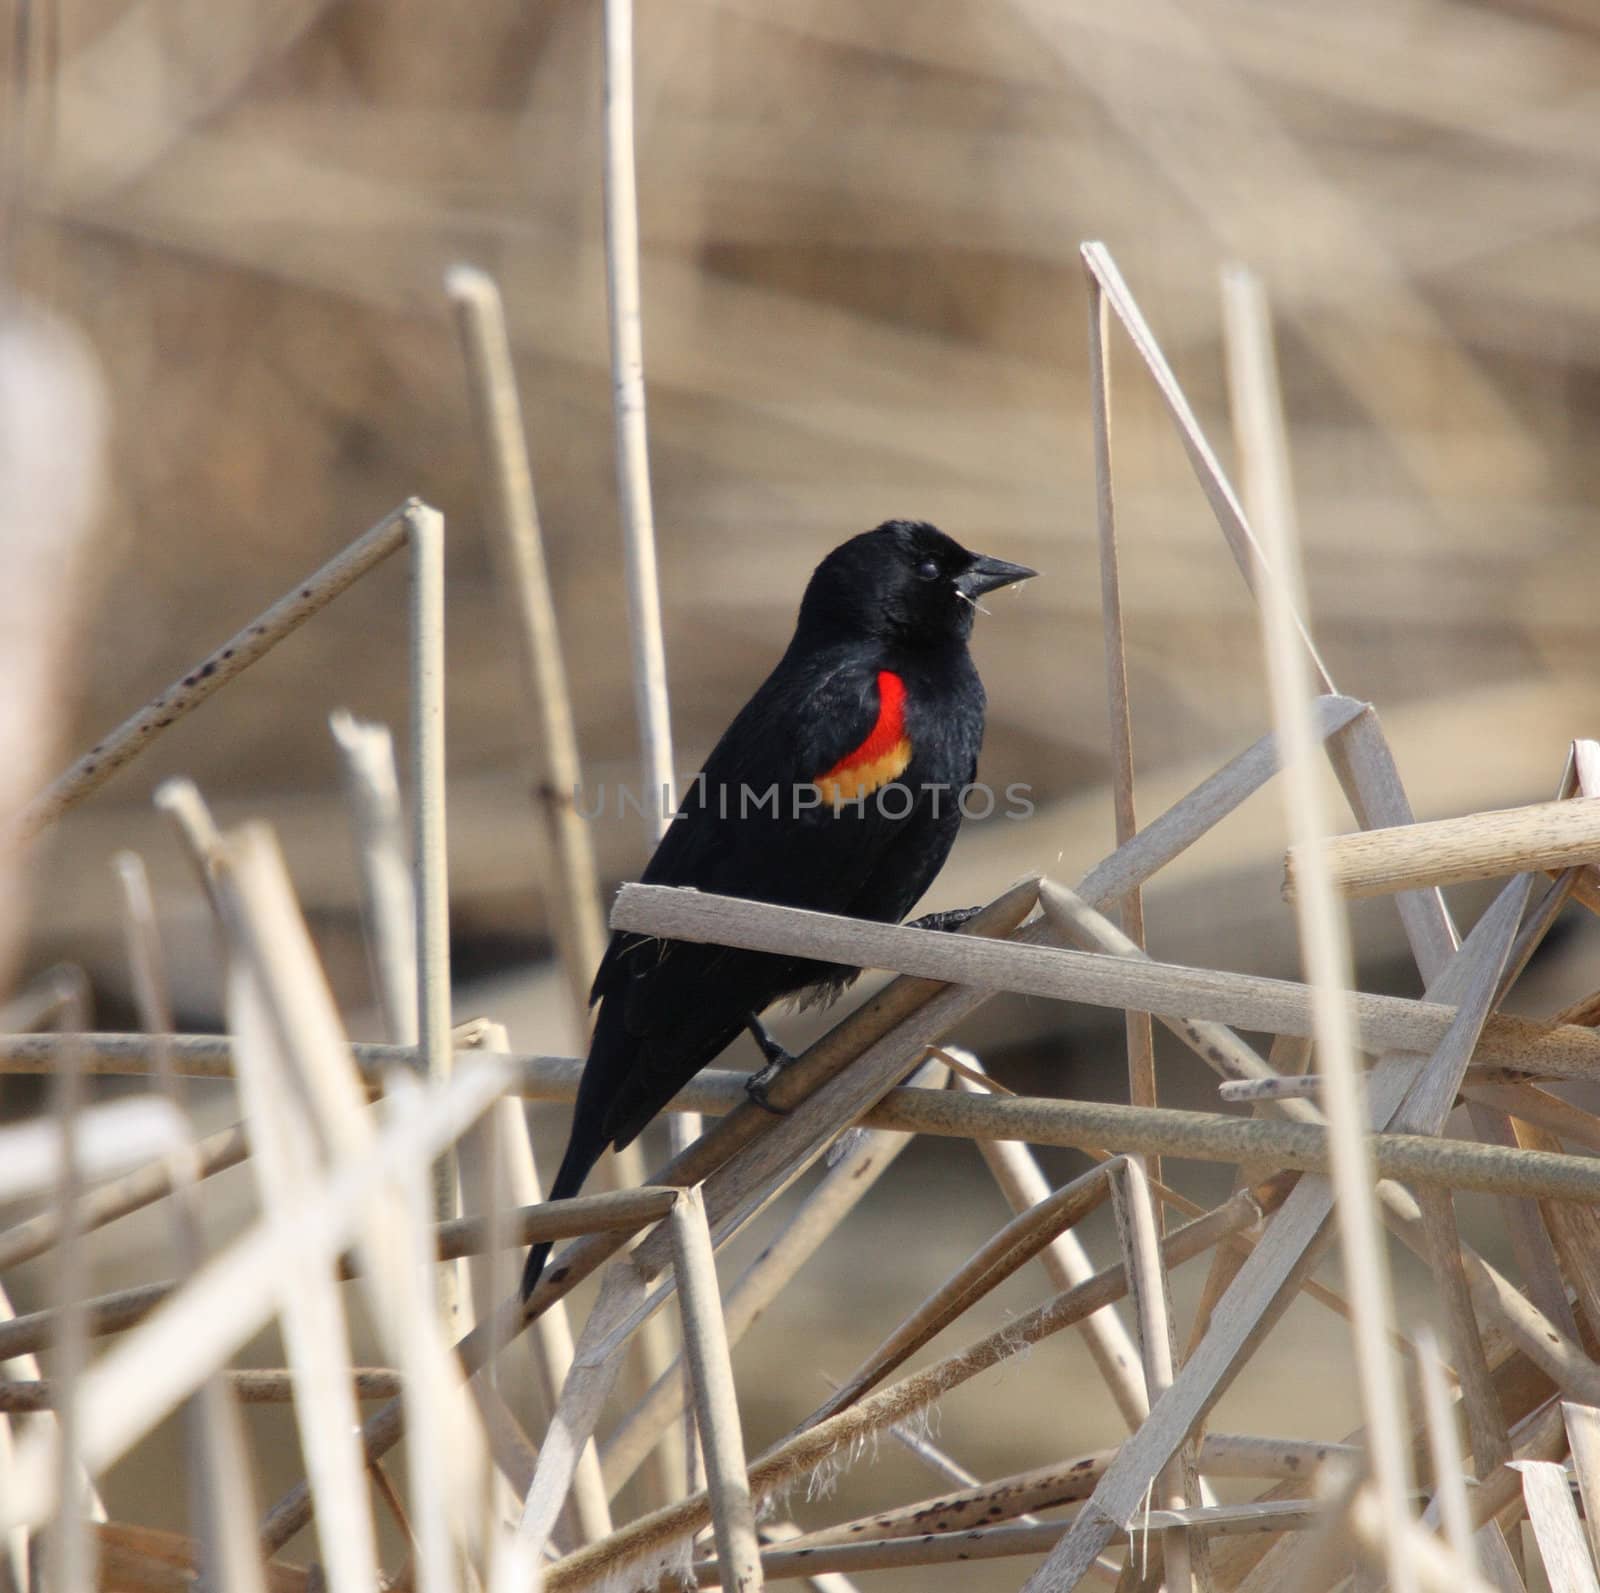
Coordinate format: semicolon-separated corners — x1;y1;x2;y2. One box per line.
7;1;1600;1584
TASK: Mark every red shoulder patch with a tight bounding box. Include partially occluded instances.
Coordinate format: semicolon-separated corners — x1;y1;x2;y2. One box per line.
815;670;913;804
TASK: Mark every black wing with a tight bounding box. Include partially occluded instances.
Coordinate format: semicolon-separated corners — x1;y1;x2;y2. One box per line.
590;652;948;1146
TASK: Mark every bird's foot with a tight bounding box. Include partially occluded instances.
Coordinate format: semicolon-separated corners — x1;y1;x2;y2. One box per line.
744;1013;796;1116
908;904;983;933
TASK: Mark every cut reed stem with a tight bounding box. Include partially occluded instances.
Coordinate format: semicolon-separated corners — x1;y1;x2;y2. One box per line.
16;502;416;841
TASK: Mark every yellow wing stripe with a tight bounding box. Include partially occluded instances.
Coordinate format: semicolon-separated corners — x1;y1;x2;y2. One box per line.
816;737;913;805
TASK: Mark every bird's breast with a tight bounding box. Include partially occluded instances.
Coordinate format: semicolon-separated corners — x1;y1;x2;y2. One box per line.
814;669;913;804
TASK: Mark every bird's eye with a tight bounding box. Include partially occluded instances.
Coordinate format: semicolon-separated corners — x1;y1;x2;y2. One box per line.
915;558;941;581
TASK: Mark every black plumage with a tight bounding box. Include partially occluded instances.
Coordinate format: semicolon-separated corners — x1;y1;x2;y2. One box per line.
522;520;1034;1297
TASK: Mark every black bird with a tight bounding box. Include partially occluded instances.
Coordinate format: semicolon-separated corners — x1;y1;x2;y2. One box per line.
522;520;1034;1297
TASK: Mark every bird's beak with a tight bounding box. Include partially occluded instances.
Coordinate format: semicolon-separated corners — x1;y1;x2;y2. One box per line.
958;554;1038;599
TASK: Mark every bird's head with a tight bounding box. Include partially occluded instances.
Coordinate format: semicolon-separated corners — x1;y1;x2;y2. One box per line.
796;520;1036;647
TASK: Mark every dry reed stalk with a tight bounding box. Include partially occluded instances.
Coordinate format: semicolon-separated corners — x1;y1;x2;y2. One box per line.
1184;1033;1309;1361
1369;879;1600;1423
616;984;1080;1322
1466;1100;1583;1342
115;850;266;1593
1557;739;1600;922
955;1060;1150;1431
522;875;1035;1319
1453;878;1579;1342
516;972;1028;1556
30;1023;1600;1130
1028;916;1413;1385
446;1048;526;1565
1207;262;1410;1593
1078;693;1363;898
0;1117;250;1270
694;1498;1347;1587
1464;1082;1600;1155
1512;1116;1600;1341
687;1065;1600;1204
1250;1454;1362;1593
602;0;674;837
802;1159;1114;1426
1221;1329;1556;1591
1475;1526;1530;1593
1475;1401;1569;1539
668;1187;763;1591
1217;1075;1322;1102
1085;264;1160;1228
0;1028;571;1082
1565;1404;1600;1570
696;1526;1058;1586
516;1264;647;1561
42;987;94;1593
0;964;87;1033
170;808;501;1586
1552;990;1600;1028
15;500;416;841
17;1063;1600;1342
1498;861;1577;998
788;1433;1361;1549
1414;1186;1511;1479
1416;1326;1477;1571
600;1058;939;1497
0;1286;29;1593
1515;1462;1599;1592
329;712;417;1045
1110;1156;1205;1590
0;1372;405;1411
212;830;387;1591
610;881;1600;1079
457;1188;686;1251
1322;706;1460;980
0;1283;174;1362
753;1521;864;1593
875;1419;1001;1503
538;1180;1293;1590
385;1070;495;1593
1576;740;1600;795
0;1095;186;1198
1449;1242;1600;1409
1214;267;1332;1538
1;1065;511;1532
89;1522;312;1593
600;0;695;1493
1039;882;1321;1101
0;1128;850;1364
460;1056;613;1547
259;693;1371;1551
1344;1484;1499;1593
1032;848;1528;1587
1081;243;1332;689
1475;827;1598;1343
1287;799;1600;902
444;266;607;1023
404;501;465;1341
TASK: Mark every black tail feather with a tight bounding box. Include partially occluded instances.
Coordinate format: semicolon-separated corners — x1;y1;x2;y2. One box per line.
520;1124;608;1300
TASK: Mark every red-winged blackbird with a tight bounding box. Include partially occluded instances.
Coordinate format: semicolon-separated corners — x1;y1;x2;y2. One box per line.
523;520;1034;1296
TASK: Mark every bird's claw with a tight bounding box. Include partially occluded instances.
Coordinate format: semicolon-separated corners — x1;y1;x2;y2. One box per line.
745;1062;792;1116
745;1013;796;1114
908;904;983;933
